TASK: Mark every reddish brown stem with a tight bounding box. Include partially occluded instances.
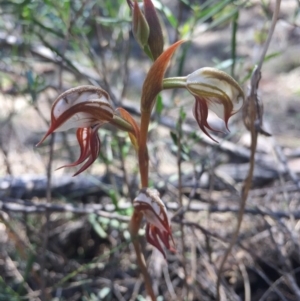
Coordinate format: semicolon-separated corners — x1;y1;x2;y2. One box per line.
129;110;156;300
130;211;156;301
138;111;151;187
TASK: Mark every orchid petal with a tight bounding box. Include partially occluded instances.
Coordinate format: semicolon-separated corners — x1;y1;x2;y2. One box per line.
192;97;220;143
146;224;166;257
56;125;102;176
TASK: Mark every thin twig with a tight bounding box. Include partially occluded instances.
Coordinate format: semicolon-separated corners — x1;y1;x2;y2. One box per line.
5;197;300;220
40;8;72;299
272;137;300;190
265;218;300;299
117;139;132;200
255;266;289;301
40;133;54;301
216;1;282;300
258;268;300;301
176;111;189;296
238;262;251;301
129;278;142;301
162;264;177;300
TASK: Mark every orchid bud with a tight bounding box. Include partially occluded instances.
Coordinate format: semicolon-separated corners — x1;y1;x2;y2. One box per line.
132;1;150;48
143;0;164;60
133;188;175;258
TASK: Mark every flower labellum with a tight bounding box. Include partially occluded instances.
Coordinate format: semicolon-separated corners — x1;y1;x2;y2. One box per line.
56;125;102;176
133;188;175;258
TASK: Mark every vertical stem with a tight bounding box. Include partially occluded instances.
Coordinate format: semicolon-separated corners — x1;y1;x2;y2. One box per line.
118;139;131;200
174;1;184;43
138;111;151;187
130;212;156;301
230;11;239;78
41;133;55;301
216;1;281;299
131;110;156;300
41;8;72;299
176;115;189;297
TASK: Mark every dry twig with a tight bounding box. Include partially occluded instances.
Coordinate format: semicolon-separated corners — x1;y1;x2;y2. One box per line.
216;1;282;299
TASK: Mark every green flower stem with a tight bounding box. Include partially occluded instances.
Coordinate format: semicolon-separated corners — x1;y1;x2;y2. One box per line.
162;77;187;90
111;115;135;133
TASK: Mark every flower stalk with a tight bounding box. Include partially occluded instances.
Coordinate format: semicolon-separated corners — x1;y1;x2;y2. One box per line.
138;111;151;187
129;211;156;301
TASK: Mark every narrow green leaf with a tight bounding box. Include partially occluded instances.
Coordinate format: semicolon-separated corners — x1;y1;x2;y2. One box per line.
89;214;107;238
231;11;239;77
170;131;178;145
155;94;164;115
99;287;111;299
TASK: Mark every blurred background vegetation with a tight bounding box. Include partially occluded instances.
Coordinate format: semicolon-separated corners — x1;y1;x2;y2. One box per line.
0;0;300;300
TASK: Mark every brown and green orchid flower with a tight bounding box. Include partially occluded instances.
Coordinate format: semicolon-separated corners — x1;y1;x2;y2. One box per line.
37;86;114;143
37;86;136;175
163;67;245;141
133;188;175;258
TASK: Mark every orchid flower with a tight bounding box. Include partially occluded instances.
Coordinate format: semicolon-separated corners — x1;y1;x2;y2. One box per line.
163;67;245;141
133;188;175;258
37;86;114;141
37;86;135;175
